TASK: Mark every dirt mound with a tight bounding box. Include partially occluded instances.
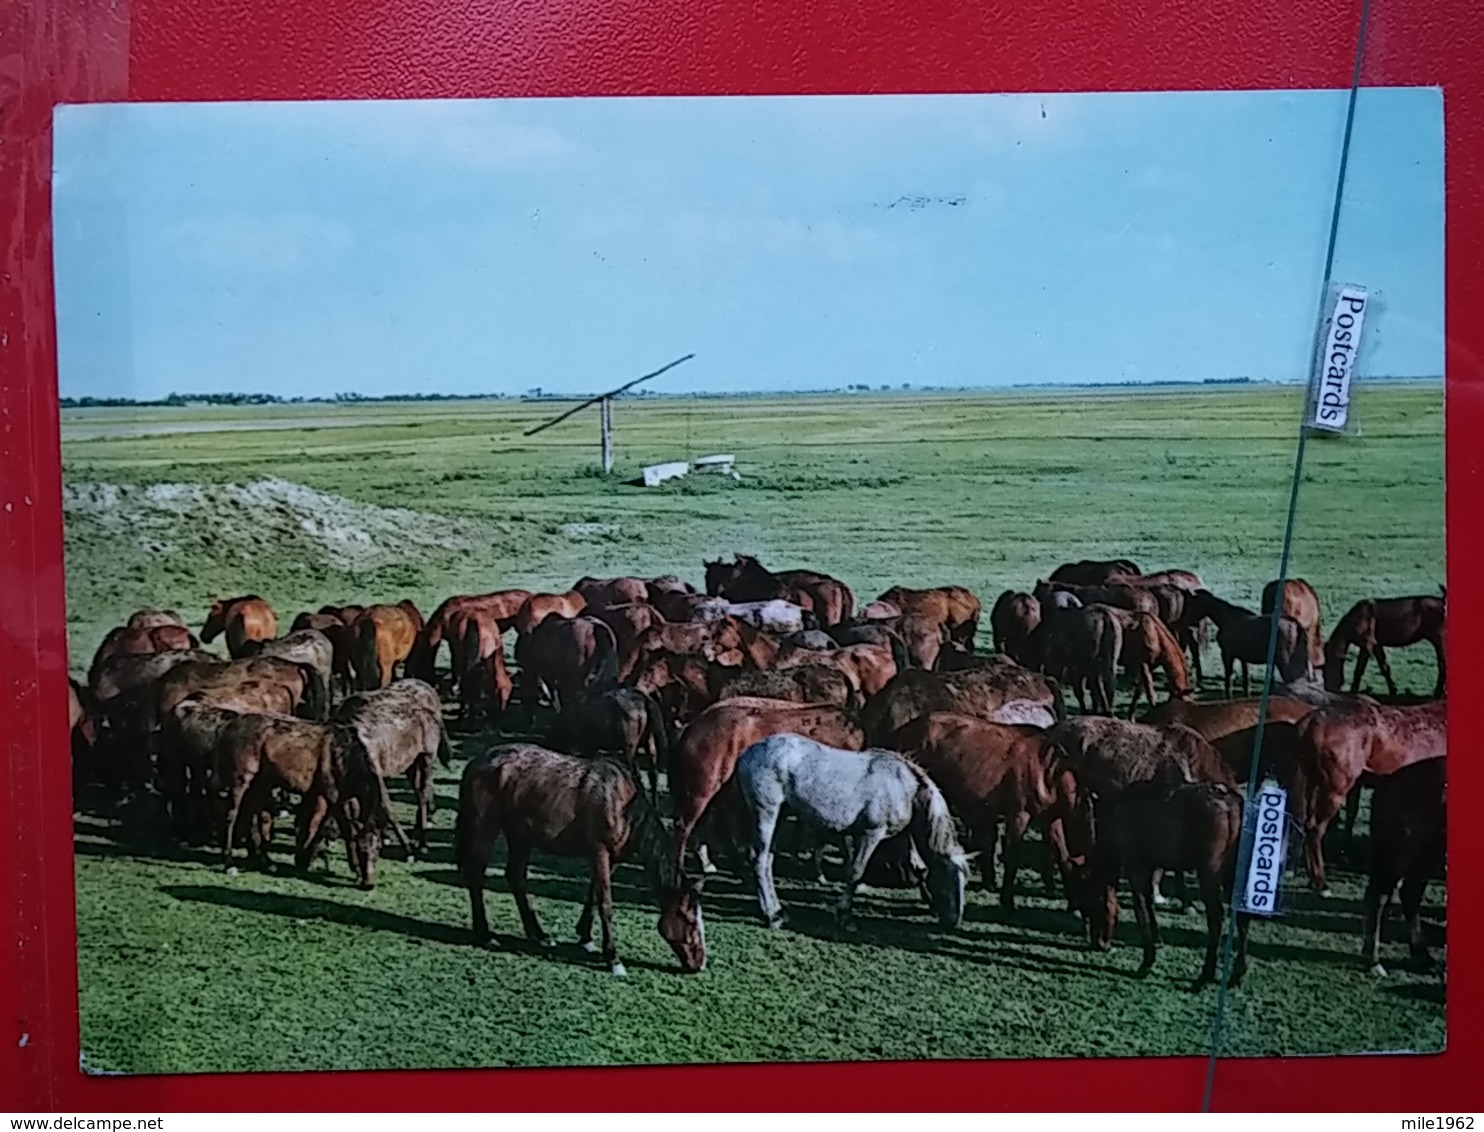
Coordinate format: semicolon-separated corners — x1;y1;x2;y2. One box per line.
63;477;488;571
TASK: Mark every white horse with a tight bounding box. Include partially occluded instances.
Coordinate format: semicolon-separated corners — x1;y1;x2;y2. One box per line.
736;733;968;932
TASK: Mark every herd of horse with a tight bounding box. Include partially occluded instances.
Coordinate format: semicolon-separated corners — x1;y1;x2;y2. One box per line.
69;553;1447;987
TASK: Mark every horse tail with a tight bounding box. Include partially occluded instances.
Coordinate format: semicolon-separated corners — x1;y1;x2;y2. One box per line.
643;690;671;770
587;620;620;690
886;630;910;675
1049;675;1068;722
436;715;453;768
908;767;963;863
623;780;687;893
299;662;329;721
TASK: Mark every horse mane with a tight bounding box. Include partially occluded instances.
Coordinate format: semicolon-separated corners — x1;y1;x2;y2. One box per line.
622;786;689;896
901;761;964;862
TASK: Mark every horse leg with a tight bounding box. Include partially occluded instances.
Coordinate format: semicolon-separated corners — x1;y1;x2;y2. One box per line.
1351;647;1370;694
460;824;498;945
221;771;255;873
1373;644;1399;697
592;847;625;975
1241;659;1250;698
1400;872;1434;971
751;801;786;928
1305;789;1342;897
1432;632;1446;697
410;762;430;856
1193;871;1225;989
1001;811;1032;909
1223;654;1234;699
1362;868;1396;974
575;874;598;953
505;839;550;946
1342;784;1363;861
979;816;1001;894
1129;872;1158;978
838;826;889;931
294;790;332;872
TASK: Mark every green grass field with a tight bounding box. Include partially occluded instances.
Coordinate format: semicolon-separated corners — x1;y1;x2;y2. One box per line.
63;384;1446;1073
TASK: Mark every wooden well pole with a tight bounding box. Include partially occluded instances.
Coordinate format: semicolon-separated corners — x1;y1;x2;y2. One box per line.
600;396;614;474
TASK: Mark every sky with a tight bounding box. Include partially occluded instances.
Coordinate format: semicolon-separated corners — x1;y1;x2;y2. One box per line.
52;88;1443;400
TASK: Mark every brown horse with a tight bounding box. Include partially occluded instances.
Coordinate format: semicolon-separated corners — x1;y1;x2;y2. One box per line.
1115;569;1206;593
1362;756;1445;976
127;608;188;631
573;575;651;610
455;744;706;975
1325;593;1446;697
1050;558;1143;586
1074;779;1250;989
202;596;279;658
990;591;1042;668
405;589;530;683
154;657;321;744
238;629;334;718
292;612;358;696
452;610;513;724
862;659;1063;745
1296;697;1445;895
588;602;663;681
633;617;745;670
1186;590;1309;695
213;712;395;887
1035;604;1123;715
550;685;669;804
1262;579;1325;672
711;663;855;711
514;614;619;716
704;555;854;627
1035;579;1160;619
1117;611;1191;718
876;585;981;651
512;590;589;637
670;697;865;874
351;603;420;690
333;678;451;853
88;623;201;684
776;638;897;698
892;712;1071;908
631;650;716;725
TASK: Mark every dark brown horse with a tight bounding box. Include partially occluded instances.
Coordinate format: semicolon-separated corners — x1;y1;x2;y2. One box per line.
573;576;651;611
990;591;1042;668
1035;604;1124;715
1074;779;1250;989
237;629;334;718
1362;756;1445;975
1187;590;1309;695
202;596;278;658
1036;579;1160;619
711;663;855;711
892;712;1072;908
511;590;589;637
514;614;618;716
704;555;854;627
588;601;663;681
862;659;1064;745
631;650;717;725
455;744;706;975
1050;558;1143;586
671;697;865;874
550;685;669;804
1325;593;1446;697
1296;697;1445;894
291;611;358;697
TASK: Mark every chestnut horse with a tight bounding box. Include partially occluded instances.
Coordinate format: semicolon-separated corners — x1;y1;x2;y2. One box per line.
202;596;278;658
876;585;982;651
1261;579;1325;673
990;591;1042;668
862;659;1064;745
405;589;530;684
452;610;513;724
573;576;651;610
1296;697;1445;895
1049;558;1143;586
1324;593;1446;698
670;697;865;875
352;604;421;690
704;555;854;627
455;744;706;975
512;590;588;638
1116;611;1191;718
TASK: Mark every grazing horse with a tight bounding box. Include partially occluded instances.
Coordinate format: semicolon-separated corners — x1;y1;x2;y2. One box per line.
876;586;982;651
511;590;590;638
1050;558;1143;586
127;608;188;631
631;650;717;725
332;679;450;853
406;590;530;684
452;610;513;724
737;733;968;931
990;591;1042;668
712;664;856;712
1187;590;1309;696
892;713;1072;908
351;604;421;691
1035;604;1123;715
1261;579;1325;674
201;596;278;659
515;614;619;716
1115;611;1191;718
1140;695;1315;792
455;744;706;975
670;698;865;875
1363;756;1446;976
588;602;662;682
1035;579;1160;619
1325;593;1446;697
291;612;358;696
1296;697;1445;895
573;576;651;611
861;659;1064;745
213;712;395;888
1075;779;1250;989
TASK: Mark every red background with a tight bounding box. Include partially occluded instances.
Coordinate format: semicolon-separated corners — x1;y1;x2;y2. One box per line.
3;0;1478;1111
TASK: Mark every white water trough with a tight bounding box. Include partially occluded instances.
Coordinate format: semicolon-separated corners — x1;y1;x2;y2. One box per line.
639;453;740;487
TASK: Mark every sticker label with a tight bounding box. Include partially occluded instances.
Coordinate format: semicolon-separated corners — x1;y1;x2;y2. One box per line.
1236;780;1288;917
1306;284;1368;432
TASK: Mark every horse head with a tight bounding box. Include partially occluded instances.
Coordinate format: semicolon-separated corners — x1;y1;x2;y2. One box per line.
201;598;228;642
657;882;707;973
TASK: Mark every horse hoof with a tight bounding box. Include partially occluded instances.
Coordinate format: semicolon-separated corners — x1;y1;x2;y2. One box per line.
1369;962;1389;978
580;940;600;954
537;936;555;949
1319;887;1335;899
701;861;719;875
225;866;238;878
405;854;417;865
609;961;628;977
